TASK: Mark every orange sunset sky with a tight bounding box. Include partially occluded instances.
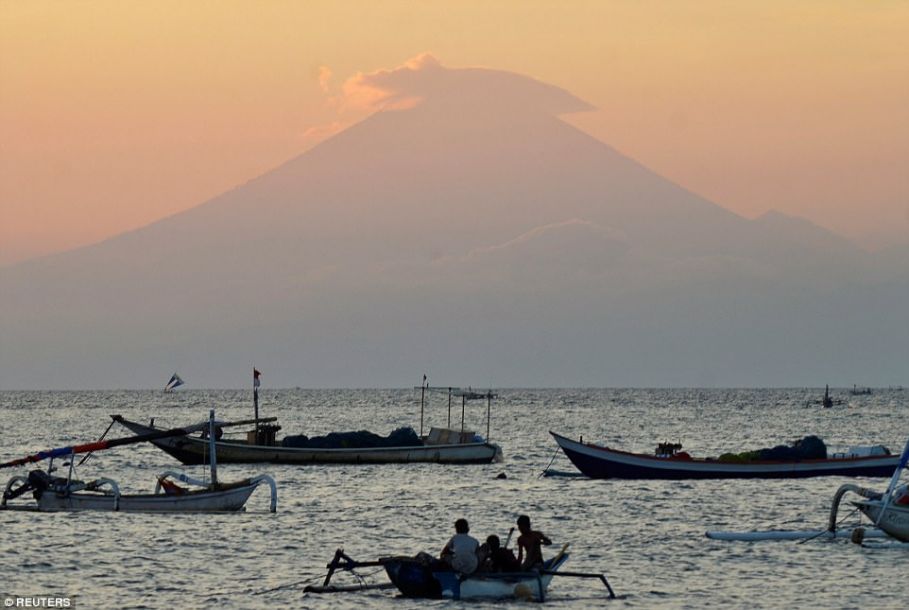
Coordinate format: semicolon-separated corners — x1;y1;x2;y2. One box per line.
1;1;907;267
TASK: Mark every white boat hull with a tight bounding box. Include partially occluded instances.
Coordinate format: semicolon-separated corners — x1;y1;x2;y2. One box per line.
115;417;502;465
441;572;557;601
33;482;258;512
855;500;909;542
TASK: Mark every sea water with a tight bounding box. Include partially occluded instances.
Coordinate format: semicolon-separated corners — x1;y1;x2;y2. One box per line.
0;389;906;609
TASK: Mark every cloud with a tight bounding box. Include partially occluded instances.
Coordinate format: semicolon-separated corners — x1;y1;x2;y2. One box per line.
301;53;594;150
338;53;440;112
336;53;594;115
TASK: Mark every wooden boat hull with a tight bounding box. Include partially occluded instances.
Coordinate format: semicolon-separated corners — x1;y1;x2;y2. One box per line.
384;554;569;601
551;432;900;480
30;481;259;512
115;417;501;465
855;500;909;542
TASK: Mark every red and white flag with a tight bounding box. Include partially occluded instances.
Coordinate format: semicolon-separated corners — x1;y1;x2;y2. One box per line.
253;368;262;388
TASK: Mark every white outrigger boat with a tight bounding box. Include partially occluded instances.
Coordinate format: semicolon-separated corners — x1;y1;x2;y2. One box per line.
836;438;909;542
1;410;276;513
706;438;909;543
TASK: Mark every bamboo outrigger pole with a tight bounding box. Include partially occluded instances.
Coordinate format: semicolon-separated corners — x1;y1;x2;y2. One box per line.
1;423;208;470
540;570;617;599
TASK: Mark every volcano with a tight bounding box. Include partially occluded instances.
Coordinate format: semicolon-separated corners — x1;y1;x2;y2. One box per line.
2;58;906;389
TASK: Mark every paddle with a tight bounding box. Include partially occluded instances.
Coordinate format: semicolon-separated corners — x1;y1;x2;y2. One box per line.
502;526;516;549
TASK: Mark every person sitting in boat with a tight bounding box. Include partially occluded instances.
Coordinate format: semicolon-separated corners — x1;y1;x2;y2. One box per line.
516;515;552;571
440;518;479;575
479;534;520;572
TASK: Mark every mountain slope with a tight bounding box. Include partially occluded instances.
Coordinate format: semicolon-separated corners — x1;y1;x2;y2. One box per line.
1;61;905;388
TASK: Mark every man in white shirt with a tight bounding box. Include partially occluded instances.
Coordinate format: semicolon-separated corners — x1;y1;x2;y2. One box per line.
440;518;479;574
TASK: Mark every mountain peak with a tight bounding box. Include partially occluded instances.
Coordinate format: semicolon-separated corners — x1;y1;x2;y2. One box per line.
343;54;595;116
1;59;905;388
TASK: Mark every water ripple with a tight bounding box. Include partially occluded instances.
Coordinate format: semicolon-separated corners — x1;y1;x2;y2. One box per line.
0;388;906;608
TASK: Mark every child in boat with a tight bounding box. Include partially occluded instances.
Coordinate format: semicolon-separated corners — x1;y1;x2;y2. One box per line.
516;515;552;570
440;518;479;574
479;534;520;572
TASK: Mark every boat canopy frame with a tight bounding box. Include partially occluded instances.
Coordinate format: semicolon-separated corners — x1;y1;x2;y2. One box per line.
415;383;498;441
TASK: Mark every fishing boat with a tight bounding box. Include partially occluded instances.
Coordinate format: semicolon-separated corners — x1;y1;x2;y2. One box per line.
113;376;502;465
806;384;844;408
383;551;572;601
308;546;615;602
849;384;873;396
706;439;909;542
550;431;900;479
1;410;276;513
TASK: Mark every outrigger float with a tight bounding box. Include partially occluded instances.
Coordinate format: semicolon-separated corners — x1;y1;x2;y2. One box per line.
2;410;276;513
306;546;616;602
707;438;909;543
113;377;502;465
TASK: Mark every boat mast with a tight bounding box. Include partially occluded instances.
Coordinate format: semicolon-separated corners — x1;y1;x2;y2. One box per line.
253;367;261;442
208;409;218;487
447;387;452;428
419;374;427;437
486;391;491;441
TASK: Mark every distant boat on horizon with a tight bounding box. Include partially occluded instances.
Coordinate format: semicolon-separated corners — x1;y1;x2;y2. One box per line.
164;373;184;392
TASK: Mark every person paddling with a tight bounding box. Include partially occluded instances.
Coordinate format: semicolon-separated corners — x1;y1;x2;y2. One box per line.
516;514;552;570
440;518;479;574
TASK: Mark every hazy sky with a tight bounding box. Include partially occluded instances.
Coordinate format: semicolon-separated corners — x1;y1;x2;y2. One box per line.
2;1;907;266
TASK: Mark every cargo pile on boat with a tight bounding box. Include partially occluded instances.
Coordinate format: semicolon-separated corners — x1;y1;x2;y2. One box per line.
717;435;827;463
